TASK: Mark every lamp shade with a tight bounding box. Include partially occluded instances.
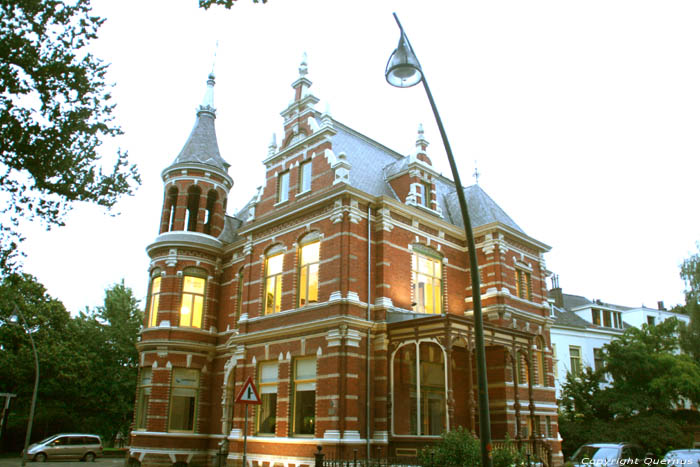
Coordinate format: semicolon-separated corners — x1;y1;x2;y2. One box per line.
385;31;422;88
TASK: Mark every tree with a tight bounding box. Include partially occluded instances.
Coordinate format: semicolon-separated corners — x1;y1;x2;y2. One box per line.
0;0;140;271
558;319;700;457
0;275;142;451
679;245;700;362
199;0;267;9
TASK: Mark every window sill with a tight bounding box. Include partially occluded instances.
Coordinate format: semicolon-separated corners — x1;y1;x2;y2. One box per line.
274;199;290;207
296;189;312;198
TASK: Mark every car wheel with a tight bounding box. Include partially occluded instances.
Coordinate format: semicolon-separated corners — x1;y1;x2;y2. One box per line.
34;453;47;462
83;452;96;462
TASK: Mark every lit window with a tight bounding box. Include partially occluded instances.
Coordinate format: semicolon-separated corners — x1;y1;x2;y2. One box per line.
135;368;152;430
278;171;290;203
516;269;532;301
592;309;601;325
292;358;316;436
299;161;312;193
169;368;199;432
535;337;546;386
180;272;205;328
412;249;442;314
298;239;319;307
264;252;283;315
257;362;278;435
147;272;161;328
569;346;582;377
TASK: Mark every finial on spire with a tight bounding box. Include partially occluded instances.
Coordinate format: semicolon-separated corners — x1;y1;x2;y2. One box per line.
211;40;219;76
415;123;429;151
199;71;216;116
473;160;480;185
268;133;277;156
299;52;308;78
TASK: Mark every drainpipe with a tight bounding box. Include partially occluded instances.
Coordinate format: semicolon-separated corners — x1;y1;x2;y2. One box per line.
366;204;372;460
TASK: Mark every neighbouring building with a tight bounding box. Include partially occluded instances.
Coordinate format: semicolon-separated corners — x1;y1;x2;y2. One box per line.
127;58;562;466
548;277;690;397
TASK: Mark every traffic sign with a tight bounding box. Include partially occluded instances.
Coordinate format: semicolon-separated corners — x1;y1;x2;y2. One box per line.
235;376;262;405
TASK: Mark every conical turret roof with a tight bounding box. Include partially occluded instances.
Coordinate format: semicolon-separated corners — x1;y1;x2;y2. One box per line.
171;73;230;171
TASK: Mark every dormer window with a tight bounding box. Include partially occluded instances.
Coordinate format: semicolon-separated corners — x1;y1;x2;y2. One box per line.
299;160;312;193
278;171;290;203
592;309;601;325
421;181;431;207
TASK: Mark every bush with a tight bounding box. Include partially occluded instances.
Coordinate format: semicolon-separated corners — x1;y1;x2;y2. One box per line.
492;435;527;467
418;427;480;467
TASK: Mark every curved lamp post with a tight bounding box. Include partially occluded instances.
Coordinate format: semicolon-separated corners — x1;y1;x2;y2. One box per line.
385;13;493;467
13;308;39;467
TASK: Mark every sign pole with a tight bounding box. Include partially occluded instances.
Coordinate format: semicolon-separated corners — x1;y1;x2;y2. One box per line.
234;376;261;467
242;406;248;467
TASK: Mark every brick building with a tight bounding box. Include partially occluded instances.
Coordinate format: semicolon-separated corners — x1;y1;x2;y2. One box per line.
127;59;562;466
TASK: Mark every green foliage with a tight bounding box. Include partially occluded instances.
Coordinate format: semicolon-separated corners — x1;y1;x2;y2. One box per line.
491;435;527;467
0;275;142;451
199;0;267;8
0;0;140;271
418;426;481;467
418;428;531;467
679;245;700;363
559;313;700;458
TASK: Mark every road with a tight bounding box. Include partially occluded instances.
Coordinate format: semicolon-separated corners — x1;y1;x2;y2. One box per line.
0;458;124;467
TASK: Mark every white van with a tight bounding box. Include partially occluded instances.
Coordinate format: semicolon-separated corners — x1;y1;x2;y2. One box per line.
25;433;103;462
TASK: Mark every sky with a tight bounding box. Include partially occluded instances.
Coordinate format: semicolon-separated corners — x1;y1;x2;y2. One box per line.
20;0;700;314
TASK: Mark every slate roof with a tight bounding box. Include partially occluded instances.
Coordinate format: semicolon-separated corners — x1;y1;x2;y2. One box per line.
551;306;593;329
171;110;230;171
220;117;528;243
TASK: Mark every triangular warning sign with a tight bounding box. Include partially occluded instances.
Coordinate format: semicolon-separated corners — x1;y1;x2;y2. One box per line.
235;376;262;405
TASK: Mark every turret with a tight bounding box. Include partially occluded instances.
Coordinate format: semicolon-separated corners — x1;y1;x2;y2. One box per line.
158;72;233;238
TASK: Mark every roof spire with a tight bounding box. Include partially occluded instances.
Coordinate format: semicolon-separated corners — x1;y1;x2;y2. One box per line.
268;133;277;156
414;123;431;165
199;71;216;116
473;160;480;185
299;52;308;78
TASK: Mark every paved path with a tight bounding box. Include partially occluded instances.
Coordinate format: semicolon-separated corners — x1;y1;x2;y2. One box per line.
0;458;125;467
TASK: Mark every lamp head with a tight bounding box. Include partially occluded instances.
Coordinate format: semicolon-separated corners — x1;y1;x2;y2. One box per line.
385;30;422;88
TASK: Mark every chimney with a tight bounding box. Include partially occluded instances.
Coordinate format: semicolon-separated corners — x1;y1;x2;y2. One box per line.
657;301;665;311
549;274;564;308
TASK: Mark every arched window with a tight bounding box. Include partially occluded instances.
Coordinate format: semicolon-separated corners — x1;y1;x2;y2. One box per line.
264;246;284;315
392;341;446;436
298;233;320;307
535;337;546;386
166;187;178;231
411;245;442;314
204;190;218;235
180;268;206;328
185;185;201;232
146;269;161;328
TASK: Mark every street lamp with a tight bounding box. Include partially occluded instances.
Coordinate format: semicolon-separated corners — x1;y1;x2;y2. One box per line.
12;308;39;467
385;13;493;467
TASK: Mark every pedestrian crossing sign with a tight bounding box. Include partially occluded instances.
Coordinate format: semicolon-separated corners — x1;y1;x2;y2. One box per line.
235;376;262;405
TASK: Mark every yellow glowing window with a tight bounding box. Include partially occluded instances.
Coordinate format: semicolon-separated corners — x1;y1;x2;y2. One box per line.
265;253;283;315
299;240;319;307
412;251;442;314
148;276;161;328
180;275;205;328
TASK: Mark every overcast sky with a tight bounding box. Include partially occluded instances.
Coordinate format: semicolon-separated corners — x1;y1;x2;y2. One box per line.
20;0;700;314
